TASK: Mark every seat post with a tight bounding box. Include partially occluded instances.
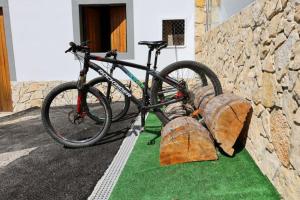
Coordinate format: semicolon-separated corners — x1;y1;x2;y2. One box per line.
153;50;160;70
146;48;153;68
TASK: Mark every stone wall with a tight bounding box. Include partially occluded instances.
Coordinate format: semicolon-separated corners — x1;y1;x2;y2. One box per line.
11;80;143;112
11;81;64;112
195;0;300;199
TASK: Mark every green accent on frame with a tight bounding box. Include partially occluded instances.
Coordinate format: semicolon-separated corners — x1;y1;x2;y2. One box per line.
122;67;145;89
110;113;280;200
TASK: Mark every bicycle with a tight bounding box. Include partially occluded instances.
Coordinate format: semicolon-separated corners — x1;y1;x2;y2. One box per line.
41;41;223;148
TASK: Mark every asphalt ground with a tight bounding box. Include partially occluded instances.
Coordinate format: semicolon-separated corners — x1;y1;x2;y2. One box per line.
0;103;138;200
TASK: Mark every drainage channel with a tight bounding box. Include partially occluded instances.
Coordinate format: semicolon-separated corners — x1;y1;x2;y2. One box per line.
88;115;142;200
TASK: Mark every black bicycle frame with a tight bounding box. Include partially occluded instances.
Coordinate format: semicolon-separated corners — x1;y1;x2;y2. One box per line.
87;54;186;111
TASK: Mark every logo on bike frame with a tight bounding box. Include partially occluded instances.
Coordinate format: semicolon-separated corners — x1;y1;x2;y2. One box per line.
97;68;132;97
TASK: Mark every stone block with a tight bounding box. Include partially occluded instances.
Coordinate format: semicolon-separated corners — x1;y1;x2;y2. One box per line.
290;123;300;173
274;33;287;49
282;90;298;127
195;25;206;37
195;0;205;8
27;83;42;93
261;109;271;139
291;41;300;70
268;13;283;38
31;90;44;100
294;3;300;23
262;53;275;73
261;72;277;108
270;109;291;167
195;9;206;24
19;93;31;104
264;0;282;20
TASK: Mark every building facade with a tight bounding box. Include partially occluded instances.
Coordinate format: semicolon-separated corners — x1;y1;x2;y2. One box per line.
0;0;195;112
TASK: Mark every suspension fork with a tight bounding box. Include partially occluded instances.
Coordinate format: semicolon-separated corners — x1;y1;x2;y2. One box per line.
76;72;88;116
76;90;84;114
77;54;89;116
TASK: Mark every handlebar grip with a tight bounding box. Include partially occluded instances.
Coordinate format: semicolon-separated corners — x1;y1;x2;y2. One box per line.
69;42;76;48
65;41;90;53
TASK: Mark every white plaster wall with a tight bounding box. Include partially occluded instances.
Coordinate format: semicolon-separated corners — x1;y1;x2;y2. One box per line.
8;0;75;81
8;0;195;81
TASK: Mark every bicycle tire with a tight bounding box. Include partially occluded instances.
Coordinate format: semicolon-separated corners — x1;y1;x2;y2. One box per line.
41;82;112;148
88;77;130;122
151;61;223;125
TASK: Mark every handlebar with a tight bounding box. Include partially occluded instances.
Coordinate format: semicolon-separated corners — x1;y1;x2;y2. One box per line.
65;42;118;60
65;42;90;53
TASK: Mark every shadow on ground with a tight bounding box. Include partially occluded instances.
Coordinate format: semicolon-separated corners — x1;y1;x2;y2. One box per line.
0;103;138;200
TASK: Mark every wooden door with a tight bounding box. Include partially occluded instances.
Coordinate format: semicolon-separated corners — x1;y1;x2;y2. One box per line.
82;7;103;52
0;8;12;112
110;6;127;52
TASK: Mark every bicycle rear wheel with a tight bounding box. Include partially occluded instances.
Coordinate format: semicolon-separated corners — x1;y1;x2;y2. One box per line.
88;77;130;122
41;82;112;148
151;61;223;125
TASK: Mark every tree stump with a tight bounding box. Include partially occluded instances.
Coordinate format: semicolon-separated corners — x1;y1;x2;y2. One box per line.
203;93;252;156
160;117;218;166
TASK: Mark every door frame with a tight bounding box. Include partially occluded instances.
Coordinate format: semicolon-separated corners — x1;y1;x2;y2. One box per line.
0;0;16;81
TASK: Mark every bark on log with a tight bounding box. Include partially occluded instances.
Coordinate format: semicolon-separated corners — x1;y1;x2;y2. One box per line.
160;117;218;166
203;93;252;156
189;86;216;116
164;102;194;120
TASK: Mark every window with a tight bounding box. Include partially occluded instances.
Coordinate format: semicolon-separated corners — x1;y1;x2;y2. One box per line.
162;19;185;46
79;4;127;53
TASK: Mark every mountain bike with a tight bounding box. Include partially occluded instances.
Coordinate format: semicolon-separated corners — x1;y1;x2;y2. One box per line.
41;41;223;148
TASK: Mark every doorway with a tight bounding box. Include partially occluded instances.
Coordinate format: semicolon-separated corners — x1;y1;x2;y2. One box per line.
0;7;12;112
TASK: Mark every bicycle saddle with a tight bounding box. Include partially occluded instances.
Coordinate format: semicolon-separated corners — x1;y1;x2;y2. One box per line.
138;41;167;49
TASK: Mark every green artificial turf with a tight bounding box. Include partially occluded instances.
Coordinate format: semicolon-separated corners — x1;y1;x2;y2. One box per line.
110;113;280;200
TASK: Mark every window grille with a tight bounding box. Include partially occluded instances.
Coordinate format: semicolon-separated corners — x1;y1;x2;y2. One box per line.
162;19;185;46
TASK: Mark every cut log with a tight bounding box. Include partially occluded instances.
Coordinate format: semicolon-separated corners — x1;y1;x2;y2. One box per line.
191;86;215;109
164;102;194;120
160;117;218;166
203;93;252;156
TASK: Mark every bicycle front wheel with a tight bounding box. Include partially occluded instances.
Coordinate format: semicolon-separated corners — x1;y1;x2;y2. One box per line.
41;82;112;148
88;77;130;122
151;61;223;125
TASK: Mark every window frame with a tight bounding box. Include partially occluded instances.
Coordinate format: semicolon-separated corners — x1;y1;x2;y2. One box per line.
161;18;187;49
0;0;16;81
72;0;134;59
